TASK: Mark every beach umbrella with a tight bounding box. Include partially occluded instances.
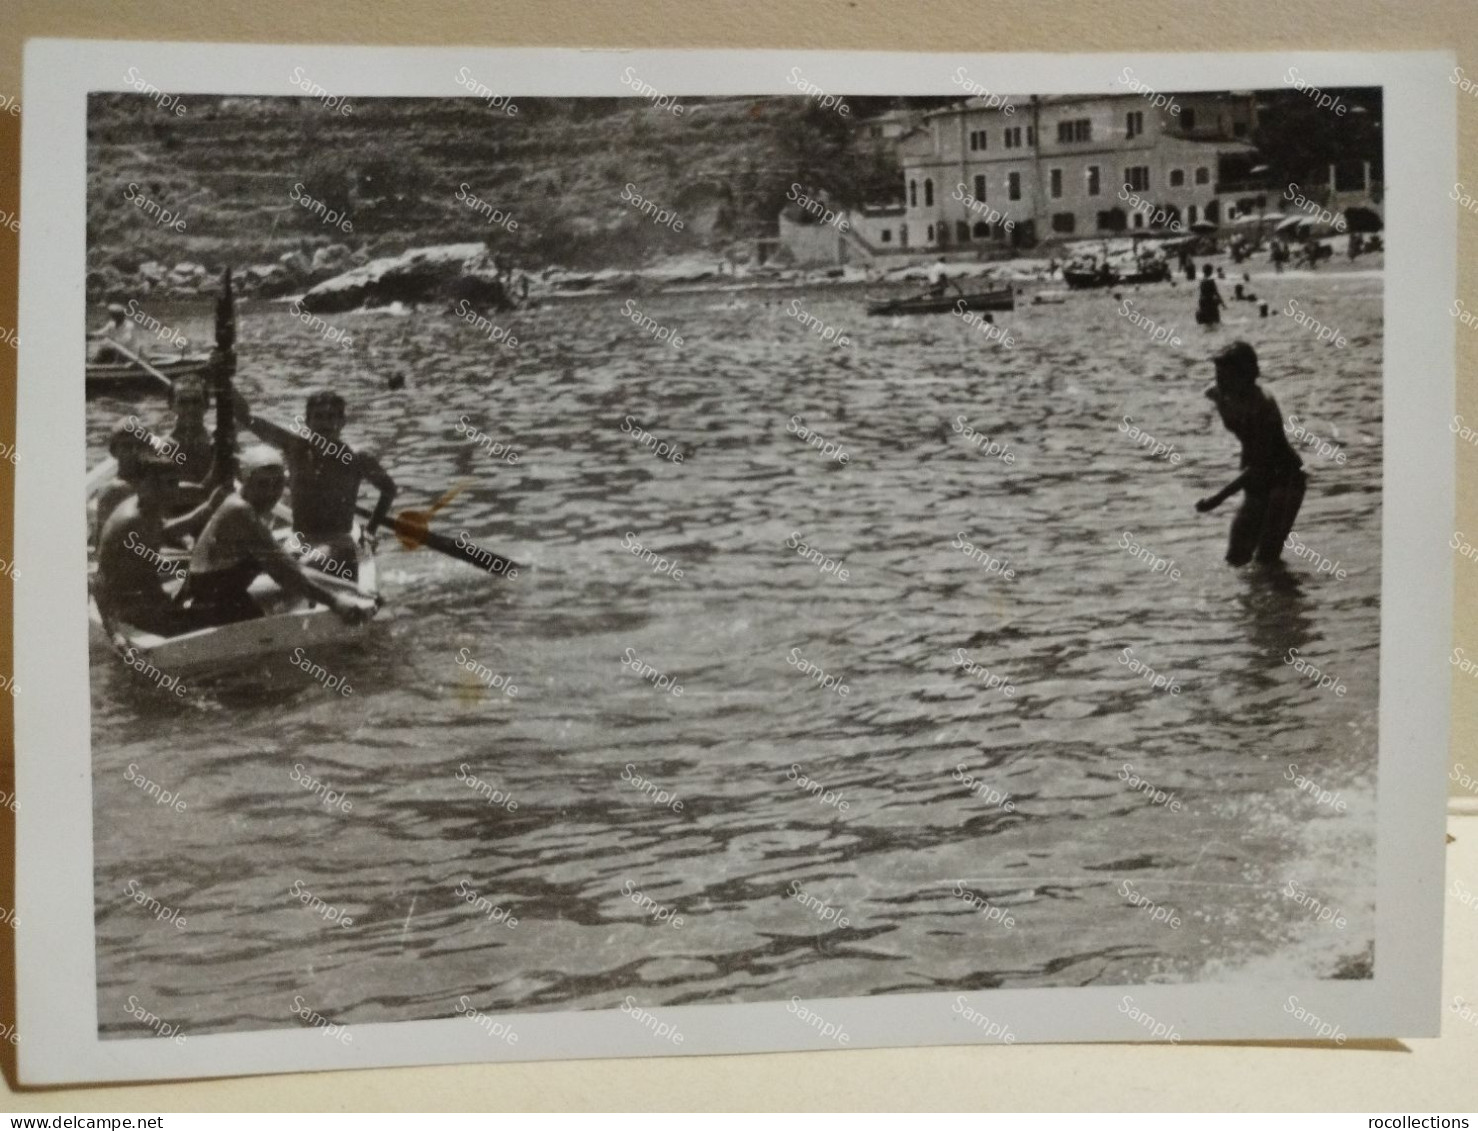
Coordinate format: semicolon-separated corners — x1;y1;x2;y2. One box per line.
1190;220;1218;233
1344;206;1383;232
1275;215;1308;233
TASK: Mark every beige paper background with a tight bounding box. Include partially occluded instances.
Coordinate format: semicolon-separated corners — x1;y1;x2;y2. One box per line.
0;0;1474;1111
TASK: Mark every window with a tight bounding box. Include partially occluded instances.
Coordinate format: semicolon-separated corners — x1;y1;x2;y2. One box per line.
1027;126;1036;145
880;228;892;243
1125;165;1150;192
1126;110;1144;140
926;223;934;242
1233;120;1247;137
1049;168;1063;199
1188;204;1198;224
969;129;988;151
899;223;908;247
1056;118;1091;143
1132;211;1144;229
1051;212;1075;234
1003;126;1022;148
909;180;917;207
1169;168;1185;187
1181;108;1196;131
1087;165;1101;196
1195;166;1210;185
972;221;991;238
954;221;969;242
1008;172;1021;201
924;179;934;206
974;174;986;200
1097;207;1127;232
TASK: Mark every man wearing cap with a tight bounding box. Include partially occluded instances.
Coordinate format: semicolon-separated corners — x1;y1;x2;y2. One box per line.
181;445;376;627
95;454;225;636
88;303;138;363
1195;340;1307;565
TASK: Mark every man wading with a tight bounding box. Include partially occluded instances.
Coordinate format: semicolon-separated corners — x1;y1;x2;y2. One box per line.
1195;341;1307;566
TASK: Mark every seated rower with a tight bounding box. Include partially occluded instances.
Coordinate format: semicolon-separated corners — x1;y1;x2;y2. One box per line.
88;303;138;363
180;445;375;627
95;418;155;543
237;389;397;581
95;455;225;636
163;375;217;488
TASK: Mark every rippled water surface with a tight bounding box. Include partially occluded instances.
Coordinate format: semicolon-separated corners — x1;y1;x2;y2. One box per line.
90;267;1382;1037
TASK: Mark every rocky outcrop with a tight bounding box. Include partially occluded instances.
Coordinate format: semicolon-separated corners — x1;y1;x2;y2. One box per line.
298;243;495;313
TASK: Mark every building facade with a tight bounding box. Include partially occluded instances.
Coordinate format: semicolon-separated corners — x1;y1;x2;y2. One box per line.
895;92;1263;250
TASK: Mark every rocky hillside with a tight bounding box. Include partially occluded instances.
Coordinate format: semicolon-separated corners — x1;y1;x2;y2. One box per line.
85;92;916;302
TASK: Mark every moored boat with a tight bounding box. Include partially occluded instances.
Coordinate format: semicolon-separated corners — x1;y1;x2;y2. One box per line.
866;285;1015;317
1062;262;1171;290
86;352;214;396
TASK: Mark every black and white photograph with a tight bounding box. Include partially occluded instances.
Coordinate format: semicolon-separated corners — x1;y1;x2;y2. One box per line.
13;43;1454;1083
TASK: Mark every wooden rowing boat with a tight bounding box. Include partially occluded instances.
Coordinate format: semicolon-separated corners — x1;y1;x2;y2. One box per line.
1061;262;1171;290
86;352;214;396
866;285;1015;317
87;518;382;678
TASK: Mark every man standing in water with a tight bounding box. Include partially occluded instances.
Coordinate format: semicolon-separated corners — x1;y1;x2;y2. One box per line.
236;389;397;581
181;445;375;626
1195;341;1307;566
1195;263;1225;326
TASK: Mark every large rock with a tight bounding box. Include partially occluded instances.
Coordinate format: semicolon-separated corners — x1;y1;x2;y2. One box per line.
299;243;490;314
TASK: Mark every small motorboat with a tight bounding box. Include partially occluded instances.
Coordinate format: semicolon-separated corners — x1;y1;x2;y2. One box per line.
1062;262;1171;290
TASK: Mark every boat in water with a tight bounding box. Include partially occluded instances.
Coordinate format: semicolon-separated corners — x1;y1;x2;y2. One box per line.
866;285;1015;317
86;351;214;396
1061;262;1172;290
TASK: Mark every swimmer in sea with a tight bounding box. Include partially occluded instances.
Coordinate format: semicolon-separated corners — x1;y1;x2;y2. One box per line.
1195;263;1225;326
1195;340;1307;566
